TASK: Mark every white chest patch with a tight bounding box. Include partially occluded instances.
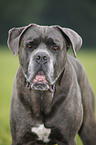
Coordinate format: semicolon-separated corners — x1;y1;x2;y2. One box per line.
31;124;51;143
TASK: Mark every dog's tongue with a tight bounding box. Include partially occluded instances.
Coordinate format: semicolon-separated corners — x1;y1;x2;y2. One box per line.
33;71;47;83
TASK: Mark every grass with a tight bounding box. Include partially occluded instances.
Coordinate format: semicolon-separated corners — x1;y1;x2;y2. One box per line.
0;47;96;145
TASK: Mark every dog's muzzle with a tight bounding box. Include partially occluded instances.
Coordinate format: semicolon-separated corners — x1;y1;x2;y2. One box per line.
26;71;55;92
25;52;55;92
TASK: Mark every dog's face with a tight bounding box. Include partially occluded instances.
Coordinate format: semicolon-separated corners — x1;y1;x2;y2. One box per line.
19;26;67;91
8;24;82;91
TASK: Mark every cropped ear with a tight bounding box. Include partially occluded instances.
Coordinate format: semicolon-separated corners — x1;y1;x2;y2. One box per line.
56;26;83;57
7;24;36;56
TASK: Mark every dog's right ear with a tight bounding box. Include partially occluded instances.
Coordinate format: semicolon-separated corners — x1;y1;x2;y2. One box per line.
7;24;36;56
7;27;24;56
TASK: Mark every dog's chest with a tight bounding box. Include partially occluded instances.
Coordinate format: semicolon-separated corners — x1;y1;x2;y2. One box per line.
31;124;51;143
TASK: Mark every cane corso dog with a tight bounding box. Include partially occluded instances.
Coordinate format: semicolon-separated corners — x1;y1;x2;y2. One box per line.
8;24;96;145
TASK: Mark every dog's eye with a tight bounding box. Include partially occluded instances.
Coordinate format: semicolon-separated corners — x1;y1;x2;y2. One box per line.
26;41;39;50
26;43;37;50
27;44;33;49
52;46;59;51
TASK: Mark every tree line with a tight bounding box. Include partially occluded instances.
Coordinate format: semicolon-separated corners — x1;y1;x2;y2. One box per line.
0;0;96;48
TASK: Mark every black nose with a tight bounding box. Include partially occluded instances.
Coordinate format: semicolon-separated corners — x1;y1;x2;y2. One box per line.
35;53;48;64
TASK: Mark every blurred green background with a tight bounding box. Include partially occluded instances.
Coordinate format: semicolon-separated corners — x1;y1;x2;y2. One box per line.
0;0;96;144
0;0;96;48
0;47;96;145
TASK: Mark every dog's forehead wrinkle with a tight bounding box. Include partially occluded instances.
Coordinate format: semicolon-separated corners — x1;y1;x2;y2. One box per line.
25;37;39;43
22;26;41;41
33;26;62;39
39;26;48;34
22;26;64;46
46;37;62;46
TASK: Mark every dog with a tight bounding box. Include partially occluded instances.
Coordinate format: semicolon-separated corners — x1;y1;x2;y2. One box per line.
8;24;96;145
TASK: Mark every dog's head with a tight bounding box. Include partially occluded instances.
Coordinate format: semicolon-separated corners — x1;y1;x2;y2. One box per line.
8;24;82;91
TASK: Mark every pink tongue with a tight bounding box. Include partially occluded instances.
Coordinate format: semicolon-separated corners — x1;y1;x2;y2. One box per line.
33;71;47;83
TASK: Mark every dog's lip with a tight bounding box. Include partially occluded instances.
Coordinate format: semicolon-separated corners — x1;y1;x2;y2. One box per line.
27;82;55;92
32;71;48;84
26;71;55;92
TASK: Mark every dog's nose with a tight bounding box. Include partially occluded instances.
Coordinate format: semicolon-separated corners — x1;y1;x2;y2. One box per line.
35;53;48;64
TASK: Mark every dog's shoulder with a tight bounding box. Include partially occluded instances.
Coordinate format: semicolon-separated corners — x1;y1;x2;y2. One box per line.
67;54;85;79
68;53;84;69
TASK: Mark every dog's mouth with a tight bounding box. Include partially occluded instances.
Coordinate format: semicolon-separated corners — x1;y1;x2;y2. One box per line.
33;71;47;84
26;71;55;92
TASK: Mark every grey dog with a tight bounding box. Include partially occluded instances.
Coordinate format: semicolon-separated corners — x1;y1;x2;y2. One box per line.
8;24;96;145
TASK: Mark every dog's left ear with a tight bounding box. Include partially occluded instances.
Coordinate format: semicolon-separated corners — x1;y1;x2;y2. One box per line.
56;26;83;57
